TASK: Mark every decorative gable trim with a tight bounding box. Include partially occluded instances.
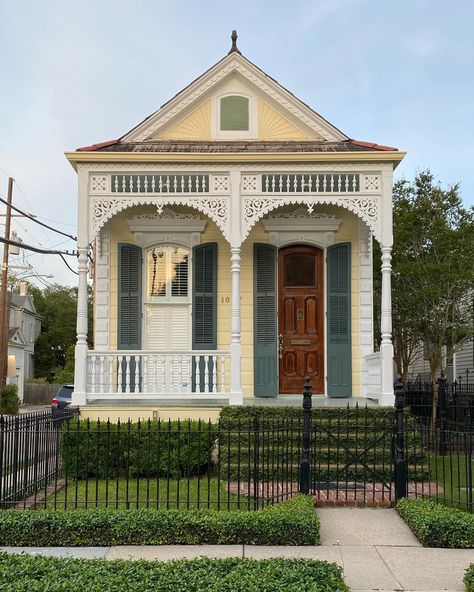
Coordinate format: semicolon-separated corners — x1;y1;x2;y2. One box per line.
123;54;347;143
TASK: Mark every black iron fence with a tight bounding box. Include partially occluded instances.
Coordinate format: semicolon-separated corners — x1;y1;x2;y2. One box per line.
0;409;79;507
0;381;472;512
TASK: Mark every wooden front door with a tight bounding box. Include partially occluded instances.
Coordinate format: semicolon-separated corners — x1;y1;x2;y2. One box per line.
278;245;324;394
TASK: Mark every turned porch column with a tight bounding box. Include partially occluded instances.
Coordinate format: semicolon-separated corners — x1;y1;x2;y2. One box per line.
229;169;243;405
379;167;394;406
380;245;394;405
73;170;89;406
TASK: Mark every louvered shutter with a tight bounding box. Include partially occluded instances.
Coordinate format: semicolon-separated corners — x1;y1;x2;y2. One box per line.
327;243;352;397
118;244;142;349
192;243;217;391
254;244;278;397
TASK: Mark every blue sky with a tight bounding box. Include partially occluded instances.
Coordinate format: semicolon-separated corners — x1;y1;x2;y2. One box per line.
0;0;473;285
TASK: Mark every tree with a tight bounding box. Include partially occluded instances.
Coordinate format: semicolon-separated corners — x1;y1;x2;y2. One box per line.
375;171;474;393
28;284;93;381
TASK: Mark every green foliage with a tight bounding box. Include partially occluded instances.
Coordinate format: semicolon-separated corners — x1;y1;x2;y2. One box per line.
25;377;48;384
374;171;474;382
0;384;19;414
53;345;75;384
0;495;319;546
30;284;92;381
465;564;474;592
0;554;347;592
219;406;427;482
61;419;218;479
397;498;474;548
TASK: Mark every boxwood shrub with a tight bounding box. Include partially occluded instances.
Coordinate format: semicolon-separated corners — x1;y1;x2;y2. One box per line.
0;554;348;592
397;498;474;548
0;495;319;546
465;564;474;592
61;419;217;478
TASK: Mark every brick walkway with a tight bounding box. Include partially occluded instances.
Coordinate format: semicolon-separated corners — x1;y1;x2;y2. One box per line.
228;482;442;507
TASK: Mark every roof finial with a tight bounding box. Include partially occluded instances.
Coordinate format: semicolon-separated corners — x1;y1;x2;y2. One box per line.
228;30;241;55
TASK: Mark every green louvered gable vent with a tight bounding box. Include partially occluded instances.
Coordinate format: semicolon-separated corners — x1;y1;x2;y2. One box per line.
118;244;142;350
220;96;249;131
254;244;278;397
327;243;351;397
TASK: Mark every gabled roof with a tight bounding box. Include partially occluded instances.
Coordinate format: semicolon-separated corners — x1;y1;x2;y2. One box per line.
70;32;401;160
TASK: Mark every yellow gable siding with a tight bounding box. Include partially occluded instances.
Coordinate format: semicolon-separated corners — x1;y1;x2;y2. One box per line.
160;100;211;140
258;100;313;141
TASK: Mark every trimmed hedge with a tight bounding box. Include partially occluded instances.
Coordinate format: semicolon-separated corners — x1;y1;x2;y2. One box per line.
397;498;474;548
0;384;20;414
465;564;474;592
61;419;217;478
0;495;319;546
0;554;348;592
219;406;427;482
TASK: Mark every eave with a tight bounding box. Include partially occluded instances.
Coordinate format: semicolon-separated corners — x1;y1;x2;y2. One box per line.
65;150;406;171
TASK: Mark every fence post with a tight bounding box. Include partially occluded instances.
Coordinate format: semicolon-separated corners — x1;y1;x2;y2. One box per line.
253;415;260;510
299;377;313;496
394;378;407;501
437;374;448;456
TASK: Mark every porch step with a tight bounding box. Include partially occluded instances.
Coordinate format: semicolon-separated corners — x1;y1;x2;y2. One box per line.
87;398;229;408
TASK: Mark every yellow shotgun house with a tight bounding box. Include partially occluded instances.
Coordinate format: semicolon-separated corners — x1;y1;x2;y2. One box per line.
66;32;404;420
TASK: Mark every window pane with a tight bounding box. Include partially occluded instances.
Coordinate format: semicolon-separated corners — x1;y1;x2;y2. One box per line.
148;246;189;297
220;96;249;130
284;253;316;287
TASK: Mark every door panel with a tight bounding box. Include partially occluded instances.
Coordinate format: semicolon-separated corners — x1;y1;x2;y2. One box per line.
278;245;324;394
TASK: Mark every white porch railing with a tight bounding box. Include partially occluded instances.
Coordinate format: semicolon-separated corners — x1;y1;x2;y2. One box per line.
365;351;381;399
86;350;230;399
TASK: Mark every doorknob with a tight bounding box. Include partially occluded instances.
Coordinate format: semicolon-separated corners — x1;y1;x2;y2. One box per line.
278;334;284;359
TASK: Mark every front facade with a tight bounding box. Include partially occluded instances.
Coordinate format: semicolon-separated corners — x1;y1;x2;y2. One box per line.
67;37;404;417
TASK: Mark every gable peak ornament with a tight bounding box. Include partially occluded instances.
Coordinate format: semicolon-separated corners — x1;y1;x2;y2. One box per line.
228;30;241;55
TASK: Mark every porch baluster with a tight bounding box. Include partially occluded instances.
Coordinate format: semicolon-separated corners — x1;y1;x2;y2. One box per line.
99;356;105;394
125;356;131;393
220;354;226;393
195;355;201;393
212;355;217;393
117;356;123;394
134;356;140;394
108;356;113;394
90;355;97;394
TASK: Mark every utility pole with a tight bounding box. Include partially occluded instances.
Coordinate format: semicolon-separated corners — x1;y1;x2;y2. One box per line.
0;177;13;388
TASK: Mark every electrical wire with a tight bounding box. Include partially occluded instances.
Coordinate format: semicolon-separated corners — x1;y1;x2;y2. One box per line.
0;195;77;241
59;254;79;276
0;235;77;256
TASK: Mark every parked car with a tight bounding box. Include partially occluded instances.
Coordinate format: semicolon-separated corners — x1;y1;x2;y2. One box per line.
51;384;73;416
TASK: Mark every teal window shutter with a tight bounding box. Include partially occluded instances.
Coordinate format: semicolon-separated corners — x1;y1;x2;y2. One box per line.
192;243;217;391
118;244;142;350
254;243;278;397
327;243;352;397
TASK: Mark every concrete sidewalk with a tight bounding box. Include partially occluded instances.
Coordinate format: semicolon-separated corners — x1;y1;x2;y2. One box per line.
0;508;472;591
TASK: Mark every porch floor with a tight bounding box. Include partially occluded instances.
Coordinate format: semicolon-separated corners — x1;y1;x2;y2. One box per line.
84;396;379;408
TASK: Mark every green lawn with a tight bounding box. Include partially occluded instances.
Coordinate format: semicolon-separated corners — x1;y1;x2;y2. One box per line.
49;477;250;510
427;453;474;512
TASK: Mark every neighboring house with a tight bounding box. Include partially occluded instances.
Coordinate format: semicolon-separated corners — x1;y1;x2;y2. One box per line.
66;33;405;418
8;284;41;401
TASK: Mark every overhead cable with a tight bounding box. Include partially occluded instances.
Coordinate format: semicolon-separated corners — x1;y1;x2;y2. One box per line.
0;195;77;241
0;235;77;256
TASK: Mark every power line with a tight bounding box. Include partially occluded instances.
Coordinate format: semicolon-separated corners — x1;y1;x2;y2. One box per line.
0;235;77;256
60;253;79;275
0;195;77;241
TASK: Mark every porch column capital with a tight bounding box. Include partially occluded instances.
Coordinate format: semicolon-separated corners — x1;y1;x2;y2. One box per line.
380;244;394;406
230;245;243;404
